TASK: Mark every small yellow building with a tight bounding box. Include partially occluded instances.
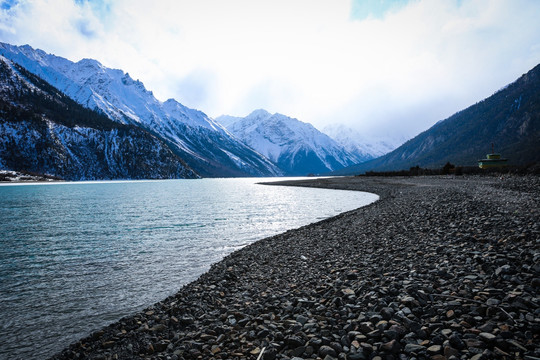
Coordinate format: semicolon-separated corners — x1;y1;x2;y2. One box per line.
478;145;508;169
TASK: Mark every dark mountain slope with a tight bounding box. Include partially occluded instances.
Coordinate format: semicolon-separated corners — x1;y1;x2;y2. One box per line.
333;63;540;175
0;56;197;180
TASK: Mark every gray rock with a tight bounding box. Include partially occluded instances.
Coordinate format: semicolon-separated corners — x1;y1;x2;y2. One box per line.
486;298;500;306
380;307;394;320
319;345;338;358
427;345;442;354
449;334;466;350
286;335;304;348
479;332;496;342
404;343;425;354
380;339;400;354
296;315;309;325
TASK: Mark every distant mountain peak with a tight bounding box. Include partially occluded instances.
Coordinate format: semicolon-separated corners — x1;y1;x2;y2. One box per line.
19;44;47;58
246;109;272;120
78;58;103;68
217;110;360;175
323;124;404;161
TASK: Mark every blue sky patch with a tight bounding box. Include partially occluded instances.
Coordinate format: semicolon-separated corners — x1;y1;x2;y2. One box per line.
75;0;111;19
351;0;411;20
1;0;18;11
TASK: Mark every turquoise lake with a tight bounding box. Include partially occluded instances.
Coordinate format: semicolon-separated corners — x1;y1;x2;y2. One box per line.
0;178;378;359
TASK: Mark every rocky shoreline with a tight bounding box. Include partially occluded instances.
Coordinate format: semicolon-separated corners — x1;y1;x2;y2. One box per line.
51;175;539;360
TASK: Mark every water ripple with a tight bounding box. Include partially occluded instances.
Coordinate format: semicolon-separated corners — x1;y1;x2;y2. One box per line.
0;178;378;359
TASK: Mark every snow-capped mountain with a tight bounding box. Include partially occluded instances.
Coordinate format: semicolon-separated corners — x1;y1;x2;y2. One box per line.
216;110;360;175
323;124;405;162
0;55;197;180
0;42;281;177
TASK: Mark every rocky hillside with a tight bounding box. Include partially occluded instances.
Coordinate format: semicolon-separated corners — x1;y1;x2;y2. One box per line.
333;63;540;175
0;56;197;180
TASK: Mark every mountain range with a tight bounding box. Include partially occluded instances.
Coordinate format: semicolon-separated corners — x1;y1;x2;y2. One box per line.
0;55;197;180
0;42;281;178
1;41;537;180
332;63;540;175
217;110;364;175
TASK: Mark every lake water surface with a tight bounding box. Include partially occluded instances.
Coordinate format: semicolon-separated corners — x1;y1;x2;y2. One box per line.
0;178;378;359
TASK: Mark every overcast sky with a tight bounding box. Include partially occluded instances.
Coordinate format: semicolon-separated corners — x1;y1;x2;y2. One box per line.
1;0;539;139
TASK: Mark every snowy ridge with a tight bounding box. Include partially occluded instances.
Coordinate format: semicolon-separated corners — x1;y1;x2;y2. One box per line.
0;56;197;180
323;124;405;162
0;55;37;94
217;110;360;175
0;42;281;177
0;43;227;133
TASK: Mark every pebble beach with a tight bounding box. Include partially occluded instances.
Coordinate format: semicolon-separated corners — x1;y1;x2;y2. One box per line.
51;175;539;360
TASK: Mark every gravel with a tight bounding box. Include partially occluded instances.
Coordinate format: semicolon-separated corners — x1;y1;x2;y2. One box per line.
50;175;540;360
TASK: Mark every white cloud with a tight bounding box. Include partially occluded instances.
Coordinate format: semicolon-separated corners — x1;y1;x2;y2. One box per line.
1;0;539;139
